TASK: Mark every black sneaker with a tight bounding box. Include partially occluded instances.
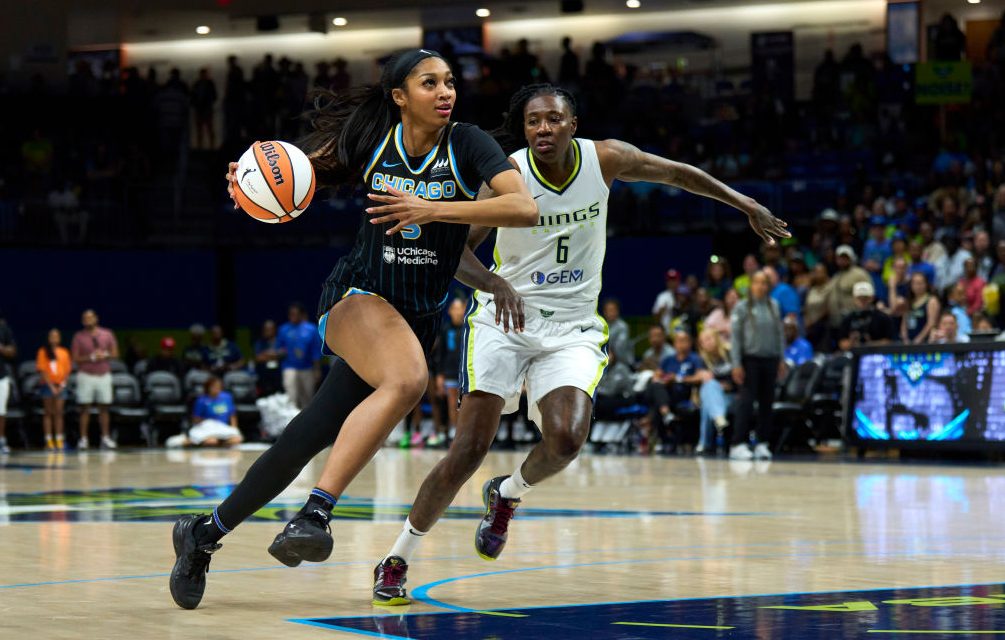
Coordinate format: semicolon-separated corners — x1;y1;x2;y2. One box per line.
372;555;411;606
267;509;333;567
169;514;222;610
474;476;520;561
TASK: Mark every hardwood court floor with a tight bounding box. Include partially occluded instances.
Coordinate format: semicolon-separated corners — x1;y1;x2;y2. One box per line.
2;448;1004;639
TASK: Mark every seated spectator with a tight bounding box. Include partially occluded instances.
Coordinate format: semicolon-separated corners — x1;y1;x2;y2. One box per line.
827;245;872;335
147;337;183;378
763;265;801;323
974;230;993;281
644;331;705;449
884;256;911;318
177;376;243;446
902;272;941;344
205;325;244;377
670;285;698;337
930;311;969;344
960;257;986;316
703;288;739;344
789;252;811;297
733;254;760;299
602;298;633;368
253;320;283;397
838;281;895;351
183;324;208;371
973;313;995;333
804;263;831;349
783;317;814;366
945;283;974;338
908;238;937;286
639;325;673;371
862;216;891;276
881;232;911;283
36;328;71;451
703;256;731;300
652;269;679;334
695;328;733;454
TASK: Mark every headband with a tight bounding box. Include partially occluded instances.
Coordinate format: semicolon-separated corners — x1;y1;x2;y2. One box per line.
387;49;443;90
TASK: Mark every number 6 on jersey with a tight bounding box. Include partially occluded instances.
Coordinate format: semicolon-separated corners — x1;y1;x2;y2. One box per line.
556;235;570;264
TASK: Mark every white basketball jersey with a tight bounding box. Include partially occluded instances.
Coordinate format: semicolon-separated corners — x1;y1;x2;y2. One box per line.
479;139;609;321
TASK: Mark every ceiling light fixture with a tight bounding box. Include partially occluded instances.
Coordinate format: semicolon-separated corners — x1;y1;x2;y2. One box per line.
196;25;211;35
626;0;641;7
332;17;348;26
476;8;491;17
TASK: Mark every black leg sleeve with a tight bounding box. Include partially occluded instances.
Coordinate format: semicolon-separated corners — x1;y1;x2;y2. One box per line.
214;358;374;529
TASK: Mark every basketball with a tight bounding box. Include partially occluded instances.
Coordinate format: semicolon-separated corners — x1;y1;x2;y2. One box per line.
232;140;315;224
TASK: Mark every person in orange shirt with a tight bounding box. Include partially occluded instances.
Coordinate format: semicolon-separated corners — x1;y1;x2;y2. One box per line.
37;328;71;451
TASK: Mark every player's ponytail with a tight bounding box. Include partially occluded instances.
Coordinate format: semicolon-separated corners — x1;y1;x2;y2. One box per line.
301;49;445;187
491;83;578;155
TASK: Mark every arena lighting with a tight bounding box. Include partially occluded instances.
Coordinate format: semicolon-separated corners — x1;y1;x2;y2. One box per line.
196;25;211;35
626;0;641;7
332;17;348;26
476;8;491;17
967;0;980;4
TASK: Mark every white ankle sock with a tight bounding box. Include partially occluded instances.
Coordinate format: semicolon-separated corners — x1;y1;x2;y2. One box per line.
499;466;533;500
386;518;427;564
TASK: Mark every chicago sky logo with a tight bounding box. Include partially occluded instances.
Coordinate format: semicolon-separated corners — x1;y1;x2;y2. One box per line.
531;269;583;285
430;157;451;178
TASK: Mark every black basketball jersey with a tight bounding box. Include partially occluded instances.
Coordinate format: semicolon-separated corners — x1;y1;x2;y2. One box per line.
322;122;511;316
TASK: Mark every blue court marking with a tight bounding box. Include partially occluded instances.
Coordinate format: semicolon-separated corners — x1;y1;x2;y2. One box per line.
294;583;1005;639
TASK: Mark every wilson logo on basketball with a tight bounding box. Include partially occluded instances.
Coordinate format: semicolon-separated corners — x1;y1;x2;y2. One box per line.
258;141;286;186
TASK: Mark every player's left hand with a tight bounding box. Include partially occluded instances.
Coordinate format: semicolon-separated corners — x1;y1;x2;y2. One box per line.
745;200;790;246
367;186;439;235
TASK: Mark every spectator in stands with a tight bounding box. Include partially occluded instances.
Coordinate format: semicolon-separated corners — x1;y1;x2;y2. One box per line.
902;272;941;344
974;230;993;281
253;320;283;397
961;258;986;316
704;288;739;344
733;254;759;299
652;269;679;334
0;311;16;455
763;265;801;322
939;234;972;292
36;328;70;451
991;185;1005;242
783;317;814;367
920;221;948;266
945;283;974;338
862;216;892;278
932;13;966;61
761;243;787;280
277;302;321;409
704;256;731;300
827;245;872;333
71;309;118;450
974;313;995;333
49;177;88;244
789;252;811;297
670;286;700;338
881;233;910;283
204;325;244;377
652;331;706;447
695;328;733;454
432;298;468;447
930;311;969;344
191;67;218;149
147;337;184;379
602;298;633;368
804;264;832;349
908;239;937;285
640;325;673;371
181;376;243;447
885;256;911;317
730;271;784;461
183;324;208;371
558;36;580;85
838;281;895;351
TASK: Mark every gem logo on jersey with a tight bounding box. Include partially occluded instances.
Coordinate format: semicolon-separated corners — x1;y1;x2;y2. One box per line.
531;269;584;285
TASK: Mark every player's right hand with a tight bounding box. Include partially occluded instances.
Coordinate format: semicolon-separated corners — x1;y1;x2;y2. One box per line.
226;161;239;209
491;277;525;334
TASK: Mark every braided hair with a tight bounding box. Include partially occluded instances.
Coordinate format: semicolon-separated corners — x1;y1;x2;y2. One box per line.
492;83;577;154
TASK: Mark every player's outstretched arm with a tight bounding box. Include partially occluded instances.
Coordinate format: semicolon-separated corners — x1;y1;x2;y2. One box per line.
596;139;791;246
452;225;525;333
366;169;537;235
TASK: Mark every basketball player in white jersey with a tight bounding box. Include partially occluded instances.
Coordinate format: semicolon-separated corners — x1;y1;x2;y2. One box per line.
370;84;790;605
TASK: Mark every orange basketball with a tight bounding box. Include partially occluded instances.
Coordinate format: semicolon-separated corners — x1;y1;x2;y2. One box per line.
233;140;315;224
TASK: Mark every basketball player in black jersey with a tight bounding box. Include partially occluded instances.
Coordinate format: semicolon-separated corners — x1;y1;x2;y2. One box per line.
168;49;536;610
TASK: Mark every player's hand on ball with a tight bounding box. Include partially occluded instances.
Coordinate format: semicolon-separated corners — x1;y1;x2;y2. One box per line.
489;275;525;333
745;200;790;246
225;161;239;209
367;186;439;235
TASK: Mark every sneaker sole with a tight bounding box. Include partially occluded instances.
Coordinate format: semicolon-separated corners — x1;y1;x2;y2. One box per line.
268;534;333;568
372;596;412;607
